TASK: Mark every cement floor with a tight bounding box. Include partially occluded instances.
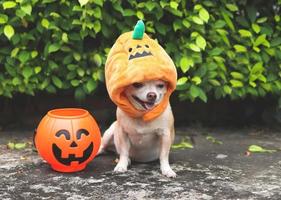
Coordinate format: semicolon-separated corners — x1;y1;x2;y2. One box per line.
0;127;281;200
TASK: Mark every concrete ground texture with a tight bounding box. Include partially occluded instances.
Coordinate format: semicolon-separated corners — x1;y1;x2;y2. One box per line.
1;127;281;200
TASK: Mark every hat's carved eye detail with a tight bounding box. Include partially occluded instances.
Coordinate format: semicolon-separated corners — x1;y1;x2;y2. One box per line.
129;48;133;52
128;44;153;60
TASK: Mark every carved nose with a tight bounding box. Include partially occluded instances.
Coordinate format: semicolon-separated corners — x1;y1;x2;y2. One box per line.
70;141;78;147
147;92;157;102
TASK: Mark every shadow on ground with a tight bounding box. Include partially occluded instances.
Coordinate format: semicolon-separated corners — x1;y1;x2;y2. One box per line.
1;127;281;199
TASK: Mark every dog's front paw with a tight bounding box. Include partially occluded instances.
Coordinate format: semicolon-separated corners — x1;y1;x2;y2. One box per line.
161;167;177;178
114;163;128;173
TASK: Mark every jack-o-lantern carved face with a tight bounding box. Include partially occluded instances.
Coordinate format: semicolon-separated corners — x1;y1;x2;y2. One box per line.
52;129;93;166
128;44;152;60
35;108;101;172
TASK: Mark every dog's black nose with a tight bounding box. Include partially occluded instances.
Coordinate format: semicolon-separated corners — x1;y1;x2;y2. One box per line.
147;92;157;102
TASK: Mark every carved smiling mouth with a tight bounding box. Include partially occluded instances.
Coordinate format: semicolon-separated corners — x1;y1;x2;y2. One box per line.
52;143;93;166
129;51;152;60
132;95;155;110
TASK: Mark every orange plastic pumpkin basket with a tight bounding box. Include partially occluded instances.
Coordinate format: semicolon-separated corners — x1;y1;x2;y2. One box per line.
34;108;101;172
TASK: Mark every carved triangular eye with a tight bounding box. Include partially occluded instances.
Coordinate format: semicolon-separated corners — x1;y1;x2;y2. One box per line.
76;129;89;140
55;130;70;140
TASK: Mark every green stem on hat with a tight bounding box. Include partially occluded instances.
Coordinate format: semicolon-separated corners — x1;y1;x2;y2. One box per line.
132;20;145;40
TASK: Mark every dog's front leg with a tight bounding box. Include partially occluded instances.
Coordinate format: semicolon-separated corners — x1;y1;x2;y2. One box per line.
159;131;176;178
114;125;131;173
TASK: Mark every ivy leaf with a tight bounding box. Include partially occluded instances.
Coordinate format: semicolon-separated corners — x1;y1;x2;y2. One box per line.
170;1;179;10
73;52;81;61
145;2;156;11
226;4;238;12
136;11;144;20
177;77;188;85
190;85;201;98
223;85;232;94
208;79;221;86
182;19;191;28
198;88;207;102
173;19;182;31
172;137;193;149
196;35;206;50
191;76;202;85
254;34;270;47
75;87;86;101
221;9;235;31
234;44;247;53
257;17;267;23
22;67;33;79
199;8;209;23
31;51;38;58
3;1;17;9
206;136;223;144
12;77;20;85
62;33;68;43
86;79;97;93
77;68;85;77
238;29;252;37
180;57;193;73
4;25;15;40
248;145;276;153
271;37;281;47
93;7;102;19
93;0;103;6
52;76;63;88
11;48;19;57
21;4;32;15
230;79;243;88
93;20;101;33
78;0;89;7
192;16;204;25
48;43;60;53
252;23;260;33
251;62;264;74
0;14;8;24
94;53;102;67
34;66;42;74
14;143;27;150
123;9;135;16
189;44;201;52
230;72;244;79
7;142;15;150
41;18;49;29
71;80;80;87
18;51;30;63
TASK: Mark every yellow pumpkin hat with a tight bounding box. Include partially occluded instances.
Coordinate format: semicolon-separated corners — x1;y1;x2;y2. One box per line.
105;20;177;121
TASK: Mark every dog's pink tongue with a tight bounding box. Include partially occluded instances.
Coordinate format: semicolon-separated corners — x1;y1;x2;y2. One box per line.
145;102;154;110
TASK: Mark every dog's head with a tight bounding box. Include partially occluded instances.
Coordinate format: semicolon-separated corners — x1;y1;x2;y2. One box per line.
125;80;167;111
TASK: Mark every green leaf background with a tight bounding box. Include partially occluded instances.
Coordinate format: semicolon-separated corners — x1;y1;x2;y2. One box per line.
0;0;280;103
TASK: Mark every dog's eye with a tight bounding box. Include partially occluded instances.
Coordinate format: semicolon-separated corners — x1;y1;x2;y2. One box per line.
132;83;143;88
157;84;164;89
129;48;133;52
